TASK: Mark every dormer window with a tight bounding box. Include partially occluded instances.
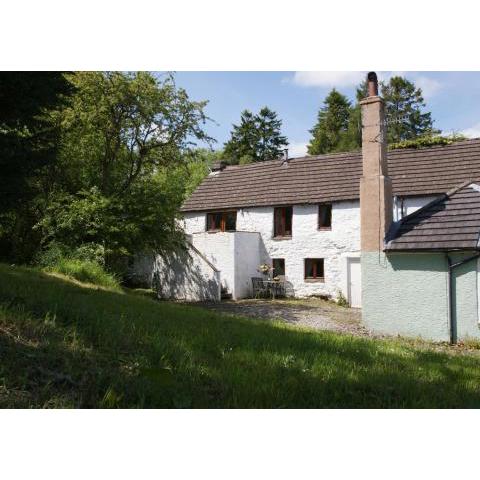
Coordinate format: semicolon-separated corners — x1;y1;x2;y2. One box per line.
273;206;293;238
206;211;237;232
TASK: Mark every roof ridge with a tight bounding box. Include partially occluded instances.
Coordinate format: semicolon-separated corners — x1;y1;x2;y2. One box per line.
218;139;480;174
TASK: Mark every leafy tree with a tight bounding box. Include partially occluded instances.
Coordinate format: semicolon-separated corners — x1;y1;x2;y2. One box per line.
307;89;358;155
48;72;213;196
381;76;438;143
0;72;71;262
180;148;224;196
224;107;288;163
37;71;214;266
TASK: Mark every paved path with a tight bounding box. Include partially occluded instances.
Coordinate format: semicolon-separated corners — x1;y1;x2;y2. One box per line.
200;298;369;337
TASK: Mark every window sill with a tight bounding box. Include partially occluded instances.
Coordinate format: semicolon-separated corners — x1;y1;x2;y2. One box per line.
272;236;292;241
304;278;325;283
318;227;332;231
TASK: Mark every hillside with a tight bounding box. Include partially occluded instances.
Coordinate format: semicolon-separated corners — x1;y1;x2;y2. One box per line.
1;263;480;408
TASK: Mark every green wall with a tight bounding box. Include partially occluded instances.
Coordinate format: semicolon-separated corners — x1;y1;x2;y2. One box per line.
362;251;480;342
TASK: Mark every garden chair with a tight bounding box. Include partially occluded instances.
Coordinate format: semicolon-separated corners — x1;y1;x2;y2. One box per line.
251;277;269;298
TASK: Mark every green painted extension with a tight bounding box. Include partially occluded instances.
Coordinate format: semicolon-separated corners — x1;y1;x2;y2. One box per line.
362;252;480;342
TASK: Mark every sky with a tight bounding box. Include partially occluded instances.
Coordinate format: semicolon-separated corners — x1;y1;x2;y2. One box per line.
166;71;480;158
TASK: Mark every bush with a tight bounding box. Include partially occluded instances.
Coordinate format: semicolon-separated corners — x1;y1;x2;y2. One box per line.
36;242;119;289
336;291;349;307
46;258;120;289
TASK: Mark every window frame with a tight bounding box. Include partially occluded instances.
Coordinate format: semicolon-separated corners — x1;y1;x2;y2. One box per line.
206;210;237;233
318;203;332;230
272;258;285;277
273;206;293;239
304;258;325;282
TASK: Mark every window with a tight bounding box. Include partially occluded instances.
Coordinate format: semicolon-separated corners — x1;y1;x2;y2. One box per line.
272;258;285;276
318;204;332;230
304;258;324;281
206;211;237;232
274;206;293;238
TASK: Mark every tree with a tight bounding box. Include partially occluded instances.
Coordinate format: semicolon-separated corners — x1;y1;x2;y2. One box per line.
224;107;288;163
256;107;289;162
180;148;224;196
381;76;438;143
307;89;358;155
0;72;71;262
38;71;214;264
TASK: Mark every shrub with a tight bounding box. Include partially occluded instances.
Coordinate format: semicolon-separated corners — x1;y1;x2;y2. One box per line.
36;242;119;289
46;258;120;289
389;134;466;151
336;291;349;308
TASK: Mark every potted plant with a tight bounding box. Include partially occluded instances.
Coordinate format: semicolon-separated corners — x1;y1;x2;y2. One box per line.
258;263;272;279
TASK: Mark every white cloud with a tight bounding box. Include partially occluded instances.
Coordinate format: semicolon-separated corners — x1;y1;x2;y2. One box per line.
413;76;442;99
461;123;480;138
289;71;442;99
288;141;309;158
291;71;365;88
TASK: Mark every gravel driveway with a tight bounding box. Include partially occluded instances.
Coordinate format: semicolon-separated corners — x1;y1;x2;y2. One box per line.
199;298;368;336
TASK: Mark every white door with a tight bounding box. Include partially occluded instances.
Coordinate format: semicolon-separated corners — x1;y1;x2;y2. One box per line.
348;258;362;308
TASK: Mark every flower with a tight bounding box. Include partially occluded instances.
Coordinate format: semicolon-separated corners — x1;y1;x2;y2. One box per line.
258;263;271;274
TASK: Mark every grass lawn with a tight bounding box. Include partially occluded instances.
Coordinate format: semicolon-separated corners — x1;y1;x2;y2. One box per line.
1;263;480;408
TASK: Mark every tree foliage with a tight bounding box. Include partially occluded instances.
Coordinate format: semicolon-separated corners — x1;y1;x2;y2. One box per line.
389;134;466;150
381;76;438;143
0;72;71;261
224;107;288;164
0;71;214;270
307;76;440;155
40;72;213;262
307;89;359;155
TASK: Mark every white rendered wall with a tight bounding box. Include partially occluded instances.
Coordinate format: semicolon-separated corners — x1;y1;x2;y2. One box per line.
233;232;262;299
185;202;360;299
131;248;221;302
189;231;261;300
394;195;440;221
183;195;437;300
190;232;235;295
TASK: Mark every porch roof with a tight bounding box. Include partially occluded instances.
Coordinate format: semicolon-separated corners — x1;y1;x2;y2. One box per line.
385;181;480;252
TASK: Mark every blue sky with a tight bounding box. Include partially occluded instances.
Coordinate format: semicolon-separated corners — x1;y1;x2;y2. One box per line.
168;72;480;157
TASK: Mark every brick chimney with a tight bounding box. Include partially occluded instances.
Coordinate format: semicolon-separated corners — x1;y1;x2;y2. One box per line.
360;72;393;251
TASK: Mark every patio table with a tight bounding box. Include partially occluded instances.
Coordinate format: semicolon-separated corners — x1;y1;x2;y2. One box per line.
263;280;285;299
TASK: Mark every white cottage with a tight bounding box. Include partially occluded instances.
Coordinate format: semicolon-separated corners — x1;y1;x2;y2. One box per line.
134;103;480;308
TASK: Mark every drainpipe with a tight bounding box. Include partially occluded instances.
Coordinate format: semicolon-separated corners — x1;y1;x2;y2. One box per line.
446;252;480;344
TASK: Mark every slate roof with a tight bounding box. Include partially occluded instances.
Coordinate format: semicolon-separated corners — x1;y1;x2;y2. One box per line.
181;139;480;212
385;181;480;251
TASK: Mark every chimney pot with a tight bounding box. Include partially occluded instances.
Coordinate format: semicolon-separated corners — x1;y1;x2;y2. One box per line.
211;161;227;173
367;71;378;97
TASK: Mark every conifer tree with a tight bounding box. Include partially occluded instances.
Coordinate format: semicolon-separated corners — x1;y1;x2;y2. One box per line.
307;89;357;155
380;76;438;143
224;107;288;164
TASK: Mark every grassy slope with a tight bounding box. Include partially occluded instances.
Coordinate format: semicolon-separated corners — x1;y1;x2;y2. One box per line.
1;263;480;408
